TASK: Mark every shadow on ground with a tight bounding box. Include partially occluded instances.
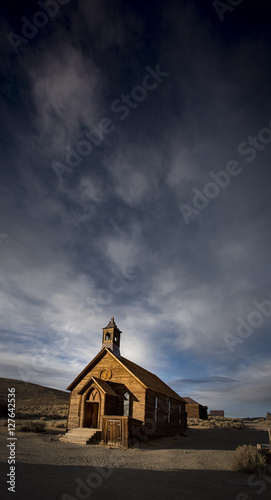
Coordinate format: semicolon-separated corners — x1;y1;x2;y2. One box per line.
141;426;270;451
1;462;271;500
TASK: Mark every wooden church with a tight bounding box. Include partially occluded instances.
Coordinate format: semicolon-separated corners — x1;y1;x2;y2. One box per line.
62;317;187;446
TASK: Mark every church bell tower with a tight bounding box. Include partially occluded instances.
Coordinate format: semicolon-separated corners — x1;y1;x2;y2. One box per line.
102;317;121;357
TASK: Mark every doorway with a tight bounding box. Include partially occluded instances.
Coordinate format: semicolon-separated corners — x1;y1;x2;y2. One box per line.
85;402;99;428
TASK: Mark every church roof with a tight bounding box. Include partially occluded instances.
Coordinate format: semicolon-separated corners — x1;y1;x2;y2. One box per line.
119;356;185;402
67;348;185;402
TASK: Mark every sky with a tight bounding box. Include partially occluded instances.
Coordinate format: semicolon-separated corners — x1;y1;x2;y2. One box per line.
0;0;271;418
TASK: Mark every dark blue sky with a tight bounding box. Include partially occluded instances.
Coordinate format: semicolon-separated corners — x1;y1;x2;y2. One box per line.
0;0;271;416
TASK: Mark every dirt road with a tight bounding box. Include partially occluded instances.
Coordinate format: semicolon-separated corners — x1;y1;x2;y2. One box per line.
0;422;270;500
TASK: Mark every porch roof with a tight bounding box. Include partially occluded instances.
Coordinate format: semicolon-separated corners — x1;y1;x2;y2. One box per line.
77;375;118;397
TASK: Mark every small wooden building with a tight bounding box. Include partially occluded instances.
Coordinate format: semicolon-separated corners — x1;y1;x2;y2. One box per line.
183;397;208;420
209;410;225;417
64;318;187;446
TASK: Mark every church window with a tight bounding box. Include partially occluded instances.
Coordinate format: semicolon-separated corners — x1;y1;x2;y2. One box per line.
154;396;158;422
123;392;130;416
168;400;171;423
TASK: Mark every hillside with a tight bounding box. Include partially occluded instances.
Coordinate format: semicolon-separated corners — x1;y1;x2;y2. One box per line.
0;378;69;419
0;378;69;405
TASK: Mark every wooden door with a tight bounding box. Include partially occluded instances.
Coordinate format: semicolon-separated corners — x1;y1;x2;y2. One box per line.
107;418;122;445
85;402;99;428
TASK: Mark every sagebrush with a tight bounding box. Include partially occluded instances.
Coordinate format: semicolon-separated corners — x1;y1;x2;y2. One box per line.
17;420;46;433
231;445;268;474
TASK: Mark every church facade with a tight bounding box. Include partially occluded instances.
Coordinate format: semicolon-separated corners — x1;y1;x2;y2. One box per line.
65;318;187;445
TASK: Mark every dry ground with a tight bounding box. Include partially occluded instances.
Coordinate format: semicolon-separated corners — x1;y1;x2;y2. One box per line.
1;378;270;498
0;419;270;500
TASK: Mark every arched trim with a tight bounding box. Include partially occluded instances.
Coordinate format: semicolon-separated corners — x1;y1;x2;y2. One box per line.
81;385;101;428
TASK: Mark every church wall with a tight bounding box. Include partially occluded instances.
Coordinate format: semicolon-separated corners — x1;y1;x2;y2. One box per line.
104;394;119;415
144;389;186;437
67;392;81;429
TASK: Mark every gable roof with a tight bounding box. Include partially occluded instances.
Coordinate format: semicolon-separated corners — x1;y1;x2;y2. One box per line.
66;348;185;402
183;397;200;405
91;377;118;397
77;375;118;397
119;356;185;402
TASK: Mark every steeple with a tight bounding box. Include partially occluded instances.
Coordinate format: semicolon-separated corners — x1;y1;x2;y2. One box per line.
102;317;121;357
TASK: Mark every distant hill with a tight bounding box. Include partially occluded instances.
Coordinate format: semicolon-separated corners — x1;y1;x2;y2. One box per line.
0;378;69;406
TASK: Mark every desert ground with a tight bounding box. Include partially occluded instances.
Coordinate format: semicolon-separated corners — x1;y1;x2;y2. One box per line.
0;418;270;500
0;380;270;499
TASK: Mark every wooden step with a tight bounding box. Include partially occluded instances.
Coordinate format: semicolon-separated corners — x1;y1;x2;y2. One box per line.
60;428;102;445
67;430;98;436
67;427;100;431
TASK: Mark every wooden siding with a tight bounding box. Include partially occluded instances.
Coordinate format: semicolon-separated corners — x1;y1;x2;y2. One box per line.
184;399;208;420
209;410;224;417
67;351;146;428
67;393;81;429
102;416;143;447
144;389;186;437
185;403;201;418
